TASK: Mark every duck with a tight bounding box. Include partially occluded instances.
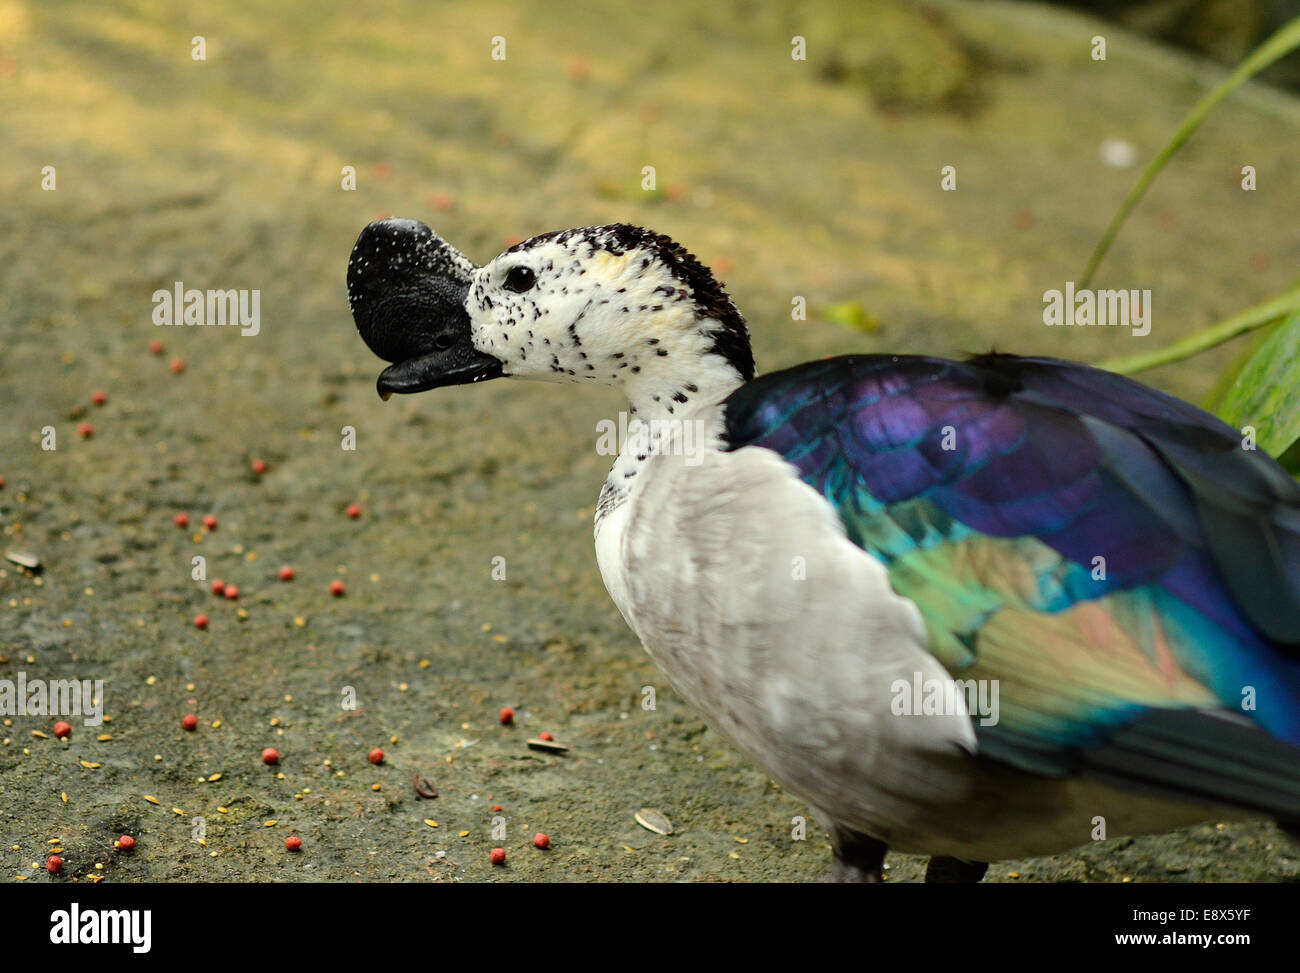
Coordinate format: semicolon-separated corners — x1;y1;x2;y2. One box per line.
347;217;1300;882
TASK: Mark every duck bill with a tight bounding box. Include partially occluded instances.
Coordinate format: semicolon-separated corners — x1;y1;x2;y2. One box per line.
376;344;504;400
347;217;504;400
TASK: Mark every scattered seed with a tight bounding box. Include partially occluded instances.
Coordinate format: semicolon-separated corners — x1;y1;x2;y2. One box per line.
5;551;40;570
207;773;222;782
79;761;99;769
144;796;160;805
96;734;111;742
31;730;48;740
526;738;568;753
264;820;278;827
635;809;673;835
423;819;438;828
458;830;470;838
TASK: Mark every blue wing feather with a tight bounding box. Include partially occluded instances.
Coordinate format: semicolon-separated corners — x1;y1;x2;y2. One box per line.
723;353;1300;814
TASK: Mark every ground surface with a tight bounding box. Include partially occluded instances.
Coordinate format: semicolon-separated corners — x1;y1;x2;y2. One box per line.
2;0;1298;882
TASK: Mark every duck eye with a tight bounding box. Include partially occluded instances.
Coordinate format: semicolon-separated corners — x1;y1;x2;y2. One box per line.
503;266;536;293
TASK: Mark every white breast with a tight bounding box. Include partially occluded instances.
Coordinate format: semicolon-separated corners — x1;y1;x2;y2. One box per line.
593;404;989;849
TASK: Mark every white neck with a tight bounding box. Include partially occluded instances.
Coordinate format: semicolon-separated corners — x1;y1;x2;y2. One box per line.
596;352;746;524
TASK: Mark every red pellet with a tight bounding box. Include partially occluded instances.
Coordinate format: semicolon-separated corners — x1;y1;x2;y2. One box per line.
491;804;502;812
90;390;107;406
201;514;218;530
115;835;135;851
223;584;239;601
52;721;71;739
498;707;514;725
192;615;208;630
346;503;361;519
278;566;294;582
251;459;267;475
169;357;185;374
77;422;93;439
368;748;384;765
182;713;198;730
149;339;165;355
262;747;279;765
46;856;62;874
329;580;345;597
285;836;302;852
539;731;554;741
490;847;506;865
0;474;5;488
210;579;225;596
174;513;190;529
533;833;550;850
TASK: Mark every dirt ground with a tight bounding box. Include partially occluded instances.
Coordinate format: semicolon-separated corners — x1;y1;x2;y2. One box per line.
2;0;1299;882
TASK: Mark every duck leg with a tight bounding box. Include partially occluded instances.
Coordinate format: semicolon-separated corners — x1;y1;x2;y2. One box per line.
825;827;887;883
924;856;989;883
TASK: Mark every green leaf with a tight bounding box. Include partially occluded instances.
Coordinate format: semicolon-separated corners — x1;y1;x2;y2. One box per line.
819;300;880;334
1216;309;1300;462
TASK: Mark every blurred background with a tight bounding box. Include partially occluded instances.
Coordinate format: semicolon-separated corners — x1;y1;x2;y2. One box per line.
1;0;1297;883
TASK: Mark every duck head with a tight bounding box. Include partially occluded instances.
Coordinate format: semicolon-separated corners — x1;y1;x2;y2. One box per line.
349;221;754;415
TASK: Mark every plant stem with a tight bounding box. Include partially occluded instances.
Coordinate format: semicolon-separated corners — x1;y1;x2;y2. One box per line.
1079;15;1300;289
1098;284;1300;375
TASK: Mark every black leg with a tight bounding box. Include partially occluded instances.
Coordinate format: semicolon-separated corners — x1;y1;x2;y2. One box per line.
924;856;988;883
825;827;887;883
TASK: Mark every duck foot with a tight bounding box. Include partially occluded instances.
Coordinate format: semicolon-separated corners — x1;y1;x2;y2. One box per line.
924;856;989;883
825;828;887;883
